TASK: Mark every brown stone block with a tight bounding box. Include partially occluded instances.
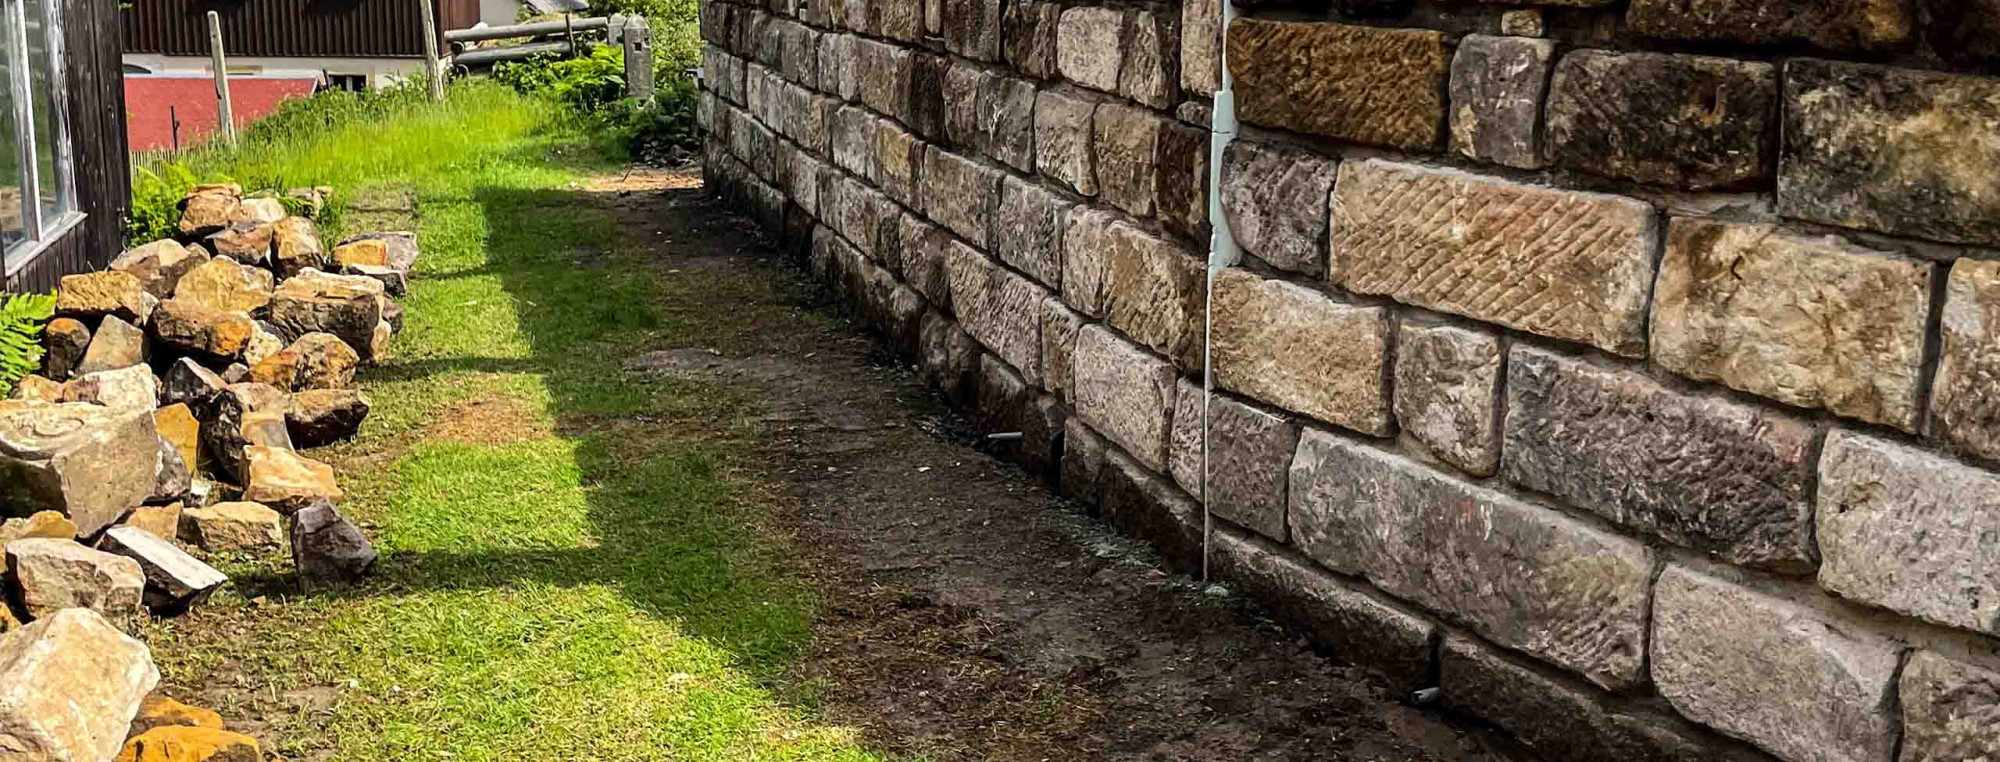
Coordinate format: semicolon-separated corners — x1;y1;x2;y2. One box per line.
1448;35;1553;171
1226;19;1446;151
1625;0;1913;51
1934;257;2000;464
1546;51;1776;189
1092;103;1164;218
1210;269;1390;435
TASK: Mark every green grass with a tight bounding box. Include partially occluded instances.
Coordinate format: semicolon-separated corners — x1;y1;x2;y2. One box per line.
141;81;896;761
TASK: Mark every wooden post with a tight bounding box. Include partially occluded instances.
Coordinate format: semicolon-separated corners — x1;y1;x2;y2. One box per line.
206;11;235;146
622;16;652;103
418;0;445;102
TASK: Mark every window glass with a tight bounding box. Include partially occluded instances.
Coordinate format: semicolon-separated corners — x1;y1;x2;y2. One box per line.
22;0;64;231
0;2;23;254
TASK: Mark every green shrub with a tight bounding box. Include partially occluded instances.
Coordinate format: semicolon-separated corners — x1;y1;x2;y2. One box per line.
128;159;233;243
604;78;700;163
495;46;629;114
0;290;57;397
494;46;702;162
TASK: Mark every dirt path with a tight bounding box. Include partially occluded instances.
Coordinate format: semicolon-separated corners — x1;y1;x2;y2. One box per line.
604;166;1528;762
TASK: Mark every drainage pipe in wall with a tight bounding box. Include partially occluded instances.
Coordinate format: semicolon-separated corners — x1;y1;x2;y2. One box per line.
1201;0;1242;582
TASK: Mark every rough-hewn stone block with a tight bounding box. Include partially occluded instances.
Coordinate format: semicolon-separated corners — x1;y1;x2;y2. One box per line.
1504;347;1816;571
781;84;827;154
1899;650;2000;762
873;119;925;206
947;243;1046;386
1500;9;1543;36
1061;210;1204;368
909;53;952;142
856;39;915;123
1120;9;1176;109
1625;0;1912;51
992;175;1069;288
707;48;748;106
1039;296;1082;404
918;309;980;404
976;76;1036;172
835;176;891;258
786;150;825;219
1449;35;1553;171
873;0;923;42
1653;217;1933;431
942;0;1002;61
817;33;858;101
1780;60;2000;247
1394;322;1500;476
1210;268;1390;435
1003;1;1062;79
1168;383;1300;541
898;214;953;311
1652;566;1901;762
1099;446;1205;572
1546;51;1776;189
1211;529;1436;690
1034;89;1097;196
828;104;874;178
1073;325;1177;472
943;62;985;149
921;147;1000;247
1226;20;1446;150
1928;0;2000;72
1060;416;1109;503
1933;257;2000;464
1181;0;1220;96
746;63;782;128
1056;7;1124;93
1220;141;1337;276
778;20;820;86
1330;160;1658;357
1817;430;2000;635
1156;122;1209;243
1092;104;1163;218
1288;430;1652;690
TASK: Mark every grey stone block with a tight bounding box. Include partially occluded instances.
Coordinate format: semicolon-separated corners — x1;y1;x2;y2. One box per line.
922;147;1001;247
1060;416;1109;504
1073;325;1177;473
1167;382;1300;543
1898;650;2000;762
1098;446;1203;573
1034;89;1097;196
1449;35;1553;170
977;76;1036;172
1092;103;1164;218
1211;528;1436;690
1931;257;2000;464
1393;322;1501;476
942;0;1002;61
1003;1;1062;79
1056;7;1123;93
946;241;1046;386
1220;140;1337;276
1039;296;1082;405
992;175;1069;288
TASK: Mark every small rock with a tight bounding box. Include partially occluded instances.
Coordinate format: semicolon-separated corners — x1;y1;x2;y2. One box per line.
153;404;199;473
8;375;61;402
204;223;274;265
341;264;407;296
196;383;290;481
0;609;159;762
171;257;273;315
41;317;89;381
285;186;331;219
61;365;161;412
161;359;226;408
287;389;370;448
0;511;79;544
121;503;183;545
5;538;146;623
149;300;257;360
127;695;223;738
181;502;283;553
177;189;239;238
117;726;261;762
150;433;191;504
291;499;375;584
220;363;249;384
0;401;158;536
56;271;151;324
97;526;228;613
330;239;389;268
229;197;285;226
109;240;208;298
241;321;285;368
248;333;358;392
270;217;326;279
76;315;148;376
338;231;417;273
242;446;342;513
381;299;404;334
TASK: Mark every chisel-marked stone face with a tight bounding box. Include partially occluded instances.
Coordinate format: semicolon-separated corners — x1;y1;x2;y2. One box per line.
1226;20;1446;150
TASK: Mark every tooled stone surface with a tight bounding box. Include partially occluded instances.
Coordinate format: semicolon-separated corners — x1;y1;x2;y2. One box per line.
1072;325;1177;472
856;39;914;124
1545;51;1776;189
922;147;1001;247
1226;19;1446;150
1448;35;1553;171
781;84;827;154
1651;218;1933;431
1156;121;1209;242
1651;565;1901;762
992;175;1070;288
1816;430;2000;635
1180;0;1220;96
1167;382;1299;542
942;0;1002;61
1288;430;1652;690
1056;7;1123;93
1931;258;2000;464
1210;529;1436;690
946;242;1046;385
1060;209;1204;368
943;62;984;149
977;76;1037;172
898;215;953;311
1039;296;1082;404
1034;89;1097;196
1119;9;1176;109
1220;140;1338;276
1393;322;1501;476
1625;0;1913;52
873;118;924;206
1504;347;1817;571
1779;59;2000;247
1899;650;2000;762
1003;1;1061;79
1330;159;1658;358
1210;268;1390;435
1092;103;1163;218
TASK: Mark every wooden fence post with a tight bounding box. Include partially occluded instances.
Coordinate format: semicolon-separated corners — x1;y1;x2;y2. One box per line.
206;11;235;146
622;16;652;103
418;0;445;102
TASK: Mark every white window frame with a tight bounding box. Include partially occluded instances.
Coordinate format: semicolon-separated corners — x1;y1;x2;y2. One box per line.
0;0;79;280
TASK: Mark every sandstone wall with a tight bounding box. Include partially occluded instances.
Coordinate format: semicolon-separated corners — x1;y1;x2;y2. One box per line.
697;0;2000;758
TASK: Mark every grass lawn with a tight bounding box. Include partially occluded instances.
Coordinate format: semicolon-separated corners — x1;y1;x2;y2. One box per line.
140;82;895;761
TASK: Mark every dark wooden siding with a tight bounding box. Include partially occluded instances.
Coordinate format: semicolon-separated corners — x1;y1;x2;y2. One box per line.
5;0;131;292
124;0;479;58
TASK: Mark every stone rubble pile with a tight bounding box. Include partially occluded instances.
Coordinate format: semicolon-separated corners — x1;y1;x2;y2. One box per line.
0;184;405;760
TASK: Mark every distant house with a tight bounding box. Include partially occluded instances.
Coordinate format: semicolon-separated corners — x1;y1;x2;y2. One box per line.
124;74;318;152
121;0;484;91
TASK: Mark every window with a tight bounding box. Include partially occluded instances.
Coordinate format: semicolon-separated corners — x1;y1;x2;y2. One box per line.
324;74;368;93
0;0;72;277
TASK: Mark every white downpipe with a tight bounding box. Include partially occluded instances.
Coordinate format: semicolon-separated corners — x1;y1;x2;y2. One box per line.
1201;0;1241;583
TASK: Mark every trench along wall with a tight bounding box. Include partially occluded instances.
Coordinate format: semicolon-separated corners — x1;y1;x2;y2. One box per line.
696;0;2000;758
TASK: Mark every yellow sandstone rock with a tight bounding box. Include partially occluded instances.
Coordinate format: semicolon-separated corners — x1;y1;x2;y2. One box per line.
116;726;260;762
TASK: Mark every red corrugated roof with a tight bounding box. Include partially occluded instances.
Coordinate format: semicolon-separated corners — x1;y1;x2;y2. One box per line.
125;74;320;152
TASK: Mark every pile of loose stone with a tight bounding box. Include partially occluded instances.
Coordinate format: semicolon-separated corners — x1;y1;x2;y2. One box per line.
0;183;415;761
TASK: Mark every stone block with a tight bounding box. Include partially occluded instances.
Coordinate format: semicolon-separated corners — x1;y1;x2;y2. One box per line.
1097;446;1204;572
1899;650;2000;762
1167;383;1300;542
1210;268;1390;435
1927;0;2000;72
1092;103;1163;218
976;76;1036;172
1056;7;1123;93
1933;257;2000;463
974;352;1031;430
0;609;158;762
816;34;857;101
292;500;377;585
873;119;924;206
781;85;827;154
786;150;824;217
873;0;922;42
1073;325;1177;472
1034;88;1097;196
110;239;205;298
1500;9;1543;36
62;365;160;414
899;214;954;311
181;501;285;553
1059;416;1109;503
828;105;874;178
1120;9;1177;109
943;62;983;149
1210;529;1435;689
153;300;257;361
40;317;87;381
270;269;389;363
778;20;819;85
1449;35;1553;170
1652;565;1901;762
1181;0;1220;96
746;63;781;127
1330;160;1657;357
918;310;981;406
856;39;914;124
1817;430;2000;635
942;0;1001;61
1227;19;1446;150
1289;430;1652;689
1220;140;1337;276
242;445;344;514
98;526;228;613
992;175;1070;288
909;53;951;142
922;147;1000;247
1393;322;1501;476
1156;121;1209;242
947;242;1046;385
836;176;890;258
1060;210;1204;368
1003;1;1061;79
173;256;274;315
1653;218;1933;431
1625;0;1912;51
1780;60;2000;247
161;358;225;409
0;402;158;537
6;538;144;623
76;314;146;376
56;271;150;325
1546;51;1776;189
1039;296;1082;404
288;389;371;449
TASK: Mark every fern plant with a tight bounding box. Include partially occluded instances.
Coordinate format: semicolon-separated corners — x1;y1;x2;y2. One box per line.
0;290;58;398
